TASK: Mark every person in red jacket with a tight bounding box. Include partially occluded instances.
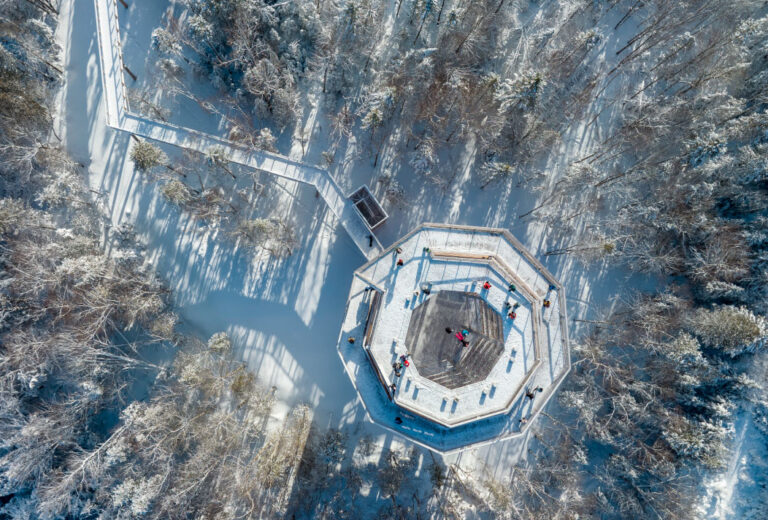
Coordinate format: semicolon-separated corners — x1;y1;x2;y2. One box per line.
482;281;491;290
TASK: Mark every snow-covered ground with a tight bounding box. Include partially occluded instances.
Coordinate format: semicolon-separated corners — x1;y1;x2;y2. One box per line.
55;0;643;470
57;0;366;427
52;0;763;514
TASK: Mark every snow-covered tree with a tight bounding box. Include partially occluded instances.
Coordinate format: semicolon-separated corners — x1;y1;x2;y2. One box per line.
207;331;231;353
480;161;514;189
206;145;236;178
151;27;181;56
130;140;166;172
161;179;193;205
496;71;546;112
173;0;321;130
234;217;297;256
689;305;768;356
253;127;277;152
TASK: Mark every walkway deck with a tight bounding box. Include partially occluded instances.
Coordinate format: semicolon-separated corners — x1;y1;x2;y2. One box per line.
93;0;382;259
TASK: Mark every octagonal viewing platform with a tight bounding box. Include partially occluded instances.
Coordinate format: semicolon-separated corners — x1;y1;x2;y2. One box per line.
336;224;570;453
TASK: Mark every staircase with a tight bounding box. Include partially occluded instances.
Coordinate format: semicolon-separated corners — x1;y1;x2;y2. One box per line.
406;290;505;389
428;334;503;389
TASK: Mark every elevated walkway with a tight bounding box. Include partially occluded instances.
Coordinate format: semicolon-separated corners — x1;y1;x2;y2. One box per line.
93;0;383;260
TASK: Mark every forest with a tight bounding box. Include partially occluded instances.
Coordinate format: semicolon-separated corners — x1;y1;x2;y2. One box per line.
2;0;768;518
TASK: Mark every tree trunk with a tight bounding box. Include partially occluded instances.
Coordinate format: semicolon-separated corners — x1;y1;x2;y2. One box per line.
24;0;58;15
414;13;428;44
322;63;328;93
437;0;447;23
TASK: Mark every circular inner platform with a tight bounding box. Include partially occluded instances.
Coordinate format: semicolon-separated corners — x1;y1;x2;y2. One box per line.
405;291;504;389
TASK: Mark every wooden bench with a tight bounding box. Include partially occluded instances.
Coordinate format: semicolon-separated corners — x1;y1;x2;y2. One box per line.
428;250;544;300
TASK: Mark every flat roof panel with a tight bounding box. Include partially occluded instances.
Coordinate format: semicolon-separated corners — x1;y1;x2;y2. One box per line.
349;185;388;228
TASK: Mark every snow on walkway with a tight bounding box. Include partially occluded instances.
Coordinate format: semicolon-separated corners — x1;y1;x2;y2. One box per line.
93;0;382;260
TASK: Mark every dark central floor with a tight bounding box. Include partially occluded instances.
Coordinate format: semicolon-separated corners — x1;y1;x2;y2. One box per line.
405;291;504;389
